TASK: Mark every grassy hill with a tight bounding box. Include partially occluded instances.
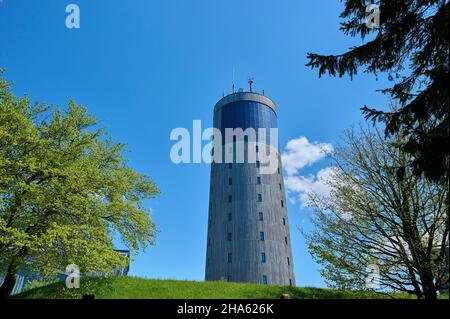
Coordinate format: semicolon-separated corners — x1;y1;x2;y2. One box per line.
15;276;444;299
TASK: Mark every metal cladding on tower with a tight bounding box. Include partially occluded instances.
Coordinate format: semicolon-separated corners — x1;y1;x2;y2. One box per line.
205;89;296;286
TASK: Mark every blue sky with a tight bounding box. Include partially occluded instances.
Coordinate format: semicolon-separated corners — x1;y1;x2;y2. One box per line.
0;0;391;287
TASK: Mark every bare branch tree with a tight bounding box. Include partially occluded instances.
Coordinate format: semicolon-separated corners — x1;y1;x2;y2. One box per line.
304;125;449;299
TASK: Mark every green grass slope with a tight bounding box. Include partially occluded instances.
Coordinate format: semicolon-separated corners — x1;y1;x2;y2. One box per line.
15;276;442;299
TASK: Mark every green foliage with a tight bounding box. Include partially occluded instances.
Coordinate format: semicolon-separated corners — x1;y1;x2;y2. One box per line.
15;276;440;299
0;71;160;294
306;1;449;183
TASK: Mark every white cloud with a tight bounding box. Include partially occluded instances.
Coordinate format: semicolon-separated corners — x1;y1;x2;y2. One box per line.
284;167;336;207
281;136;334;207
281;137;333;175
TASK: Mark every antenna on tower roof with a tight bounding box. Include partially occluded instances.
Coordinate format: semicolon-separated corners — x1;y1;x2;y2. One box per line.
232;67;235;94
248;77;254;93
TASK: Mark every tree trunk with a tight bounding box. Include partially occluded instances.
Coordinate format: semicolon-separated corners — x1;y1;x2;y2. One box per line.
420;269;438;300
0;247;29;298
423;289;438;300
0;260;19;298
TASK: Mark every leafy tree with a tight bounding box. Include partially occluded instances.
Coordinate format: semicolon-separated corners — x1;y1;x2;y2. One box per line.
0;71;160;297
304;126;449;299
306;0;449;183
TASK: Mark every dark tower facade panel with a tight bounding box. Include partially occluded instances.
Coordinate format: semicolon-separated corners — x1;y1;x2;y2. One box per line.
205;92;296;286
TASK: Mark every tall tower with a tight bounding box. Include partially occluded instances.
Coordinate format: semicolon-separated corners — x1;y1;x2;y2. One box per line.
205;87;296;286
